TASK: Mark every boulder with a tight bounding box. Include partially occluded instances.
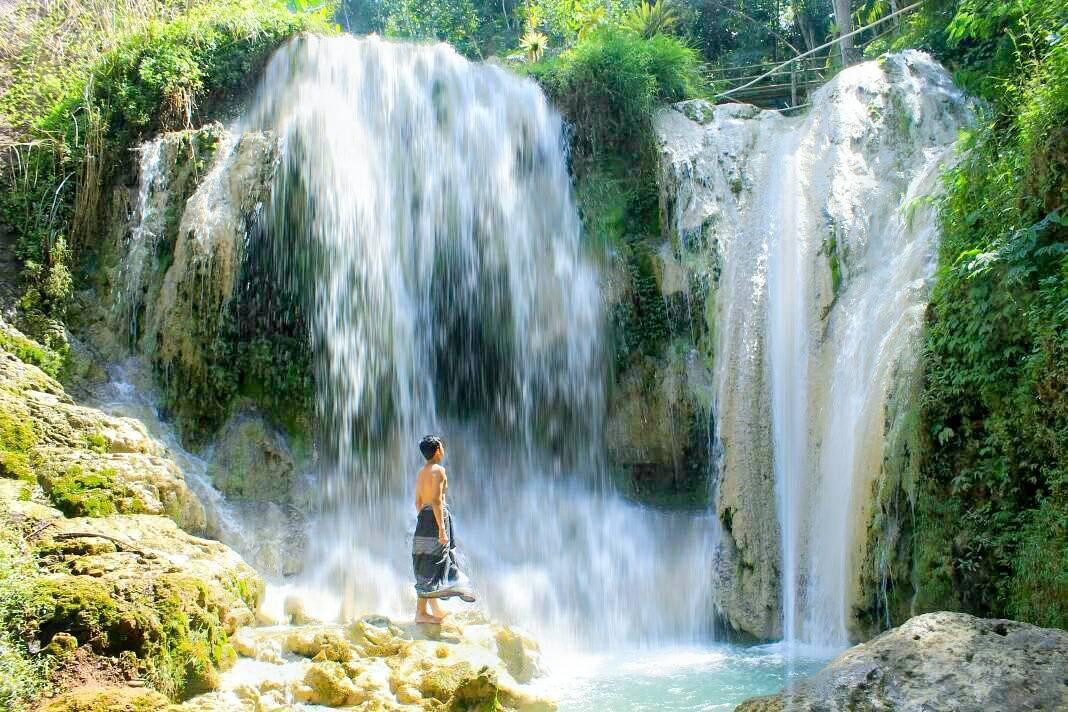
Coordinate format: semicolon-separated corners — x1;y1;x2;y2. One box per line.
493;625;542;683
40;687;171;711
292;660;366;706
206;410;295;503
283;627;353;661
736;612;1068;711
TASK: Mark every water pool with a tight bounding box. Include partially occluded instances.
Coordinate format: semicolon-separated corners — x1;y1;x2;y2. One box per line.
545;645;833;711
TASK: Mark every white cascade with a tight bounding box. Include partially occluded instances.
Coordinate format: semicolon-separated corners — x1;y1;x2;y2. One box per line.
236;34;719;646
657;51;973;644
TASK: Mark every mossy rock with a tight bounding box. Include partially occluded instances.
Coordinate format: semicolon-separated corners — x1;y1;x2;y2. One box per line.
420;661;500;708
40;465;146;518
40;687;170;712
295;660;365;706
449;666;500;711
22;571;235;700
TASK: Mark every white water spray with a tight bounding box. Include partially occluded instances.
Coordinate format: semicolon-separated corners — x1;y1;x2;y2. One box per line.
233;34;719;646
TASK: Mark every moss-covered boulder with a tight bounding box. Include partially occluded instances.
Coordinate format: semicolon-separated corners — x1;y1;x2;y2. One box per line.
40;687;171;711
206;409;295;502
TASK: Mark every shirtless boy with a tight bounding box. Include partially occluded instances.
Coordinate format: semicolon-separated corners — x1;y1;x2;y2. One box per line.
411;435;475;624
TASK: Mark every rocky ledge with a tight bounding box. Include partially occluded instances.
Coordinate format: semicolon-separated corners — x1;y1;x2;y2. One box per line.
0;325;555;710
0;323;263;702
736;612;1068;711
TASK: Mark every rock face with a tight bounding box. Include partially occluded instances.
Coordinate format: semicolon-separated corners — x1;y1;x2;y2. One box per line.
0;328;263;700
76;124;285;445
207;409;295;503
653;52;973;640
736;612;1068;711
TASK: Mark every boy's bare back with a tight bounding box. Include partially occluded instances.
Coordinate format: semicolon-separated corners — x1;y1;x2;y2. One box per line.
414;463;447;511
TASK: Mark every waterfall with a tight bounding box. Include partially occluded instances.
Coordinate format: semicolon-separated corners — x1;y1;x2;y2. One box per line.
658;52;973;644
233;34;718;645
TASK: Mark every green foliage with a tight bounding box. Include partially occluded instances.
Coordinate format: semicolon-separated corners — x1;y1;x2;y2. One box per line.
0;518;51;711
884;0;1066;105
342;0;518;57
525;25;703;160
914;11;1068;627
525;0;624;46
622;0;680;39
520;27;550;61
0;0;333;331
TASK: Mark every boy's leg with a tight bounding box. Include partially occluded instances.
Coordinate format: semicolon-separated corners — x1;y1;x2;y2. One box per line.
429;598;445;619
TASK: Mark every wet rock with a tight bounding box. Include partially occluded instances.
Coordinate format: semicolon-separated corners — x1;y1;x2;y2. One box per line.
39;687;171;711
283;594;323;625
735;612;1068;711
207;410;295;503
283;627;353;661
348;616;411;657
493;625;542;683
293;660;366;706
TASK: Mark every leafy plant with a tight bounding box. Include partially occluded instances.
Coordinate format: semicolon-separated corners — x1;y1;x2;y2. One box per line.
623;0;680;39
908;2;1068;628
520;26;549;61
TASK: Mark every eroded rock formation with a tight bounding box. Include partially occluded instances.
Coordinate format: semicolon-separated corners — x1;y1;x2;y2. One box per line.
652;52;974;640
736;612;1068;711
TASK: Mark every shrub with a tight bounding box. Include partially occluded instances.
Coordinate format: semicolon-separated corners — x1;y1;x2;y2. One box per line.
0;517;51;711
526;25;703;161
914;12;1068;627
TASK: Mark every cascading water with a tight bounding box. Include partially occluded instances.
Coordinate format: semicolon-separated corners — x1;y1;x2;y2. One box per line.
658;51;974;646
234;34;719;646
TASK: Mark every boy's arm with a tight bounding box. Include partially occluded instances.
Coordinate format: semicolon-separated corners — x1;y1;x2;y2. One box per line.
433;468;448;545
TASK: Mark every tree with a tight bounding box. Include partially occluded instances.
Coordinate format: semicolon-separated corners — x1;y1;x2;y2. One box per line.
833;0;856;64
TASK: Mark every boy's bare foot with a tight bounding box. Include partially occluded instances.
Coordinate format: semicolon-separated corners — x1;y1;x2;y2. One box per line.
415;613;443;624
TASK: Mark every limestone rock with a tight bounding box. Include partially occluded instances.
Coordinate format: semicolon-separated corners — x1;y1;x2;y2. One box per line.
283;627;353;661
293;660;366;706
207;410;295;502
35;448;205;531
735;612;1068;711
493;625;542;683
40;687;171;711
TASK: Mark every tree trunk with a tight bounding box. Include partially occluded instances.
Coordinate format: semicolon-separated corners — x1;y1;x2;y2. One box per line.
834;0;855;65
796;9;818;52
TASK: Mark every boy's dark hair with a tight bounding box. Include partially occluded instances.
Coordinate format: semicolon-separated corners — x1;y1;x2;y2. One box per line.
419;435;443;461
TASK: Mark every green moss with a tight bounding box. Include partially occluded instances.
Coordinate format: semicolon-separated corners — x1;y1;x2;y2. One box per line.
22;570;238;701
0;452;34;482
818;233;842;321
22;576;126;652
42;466;145;518
0;402;38;482
39;688;170;712
84;432;108;454
0;331;65;380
